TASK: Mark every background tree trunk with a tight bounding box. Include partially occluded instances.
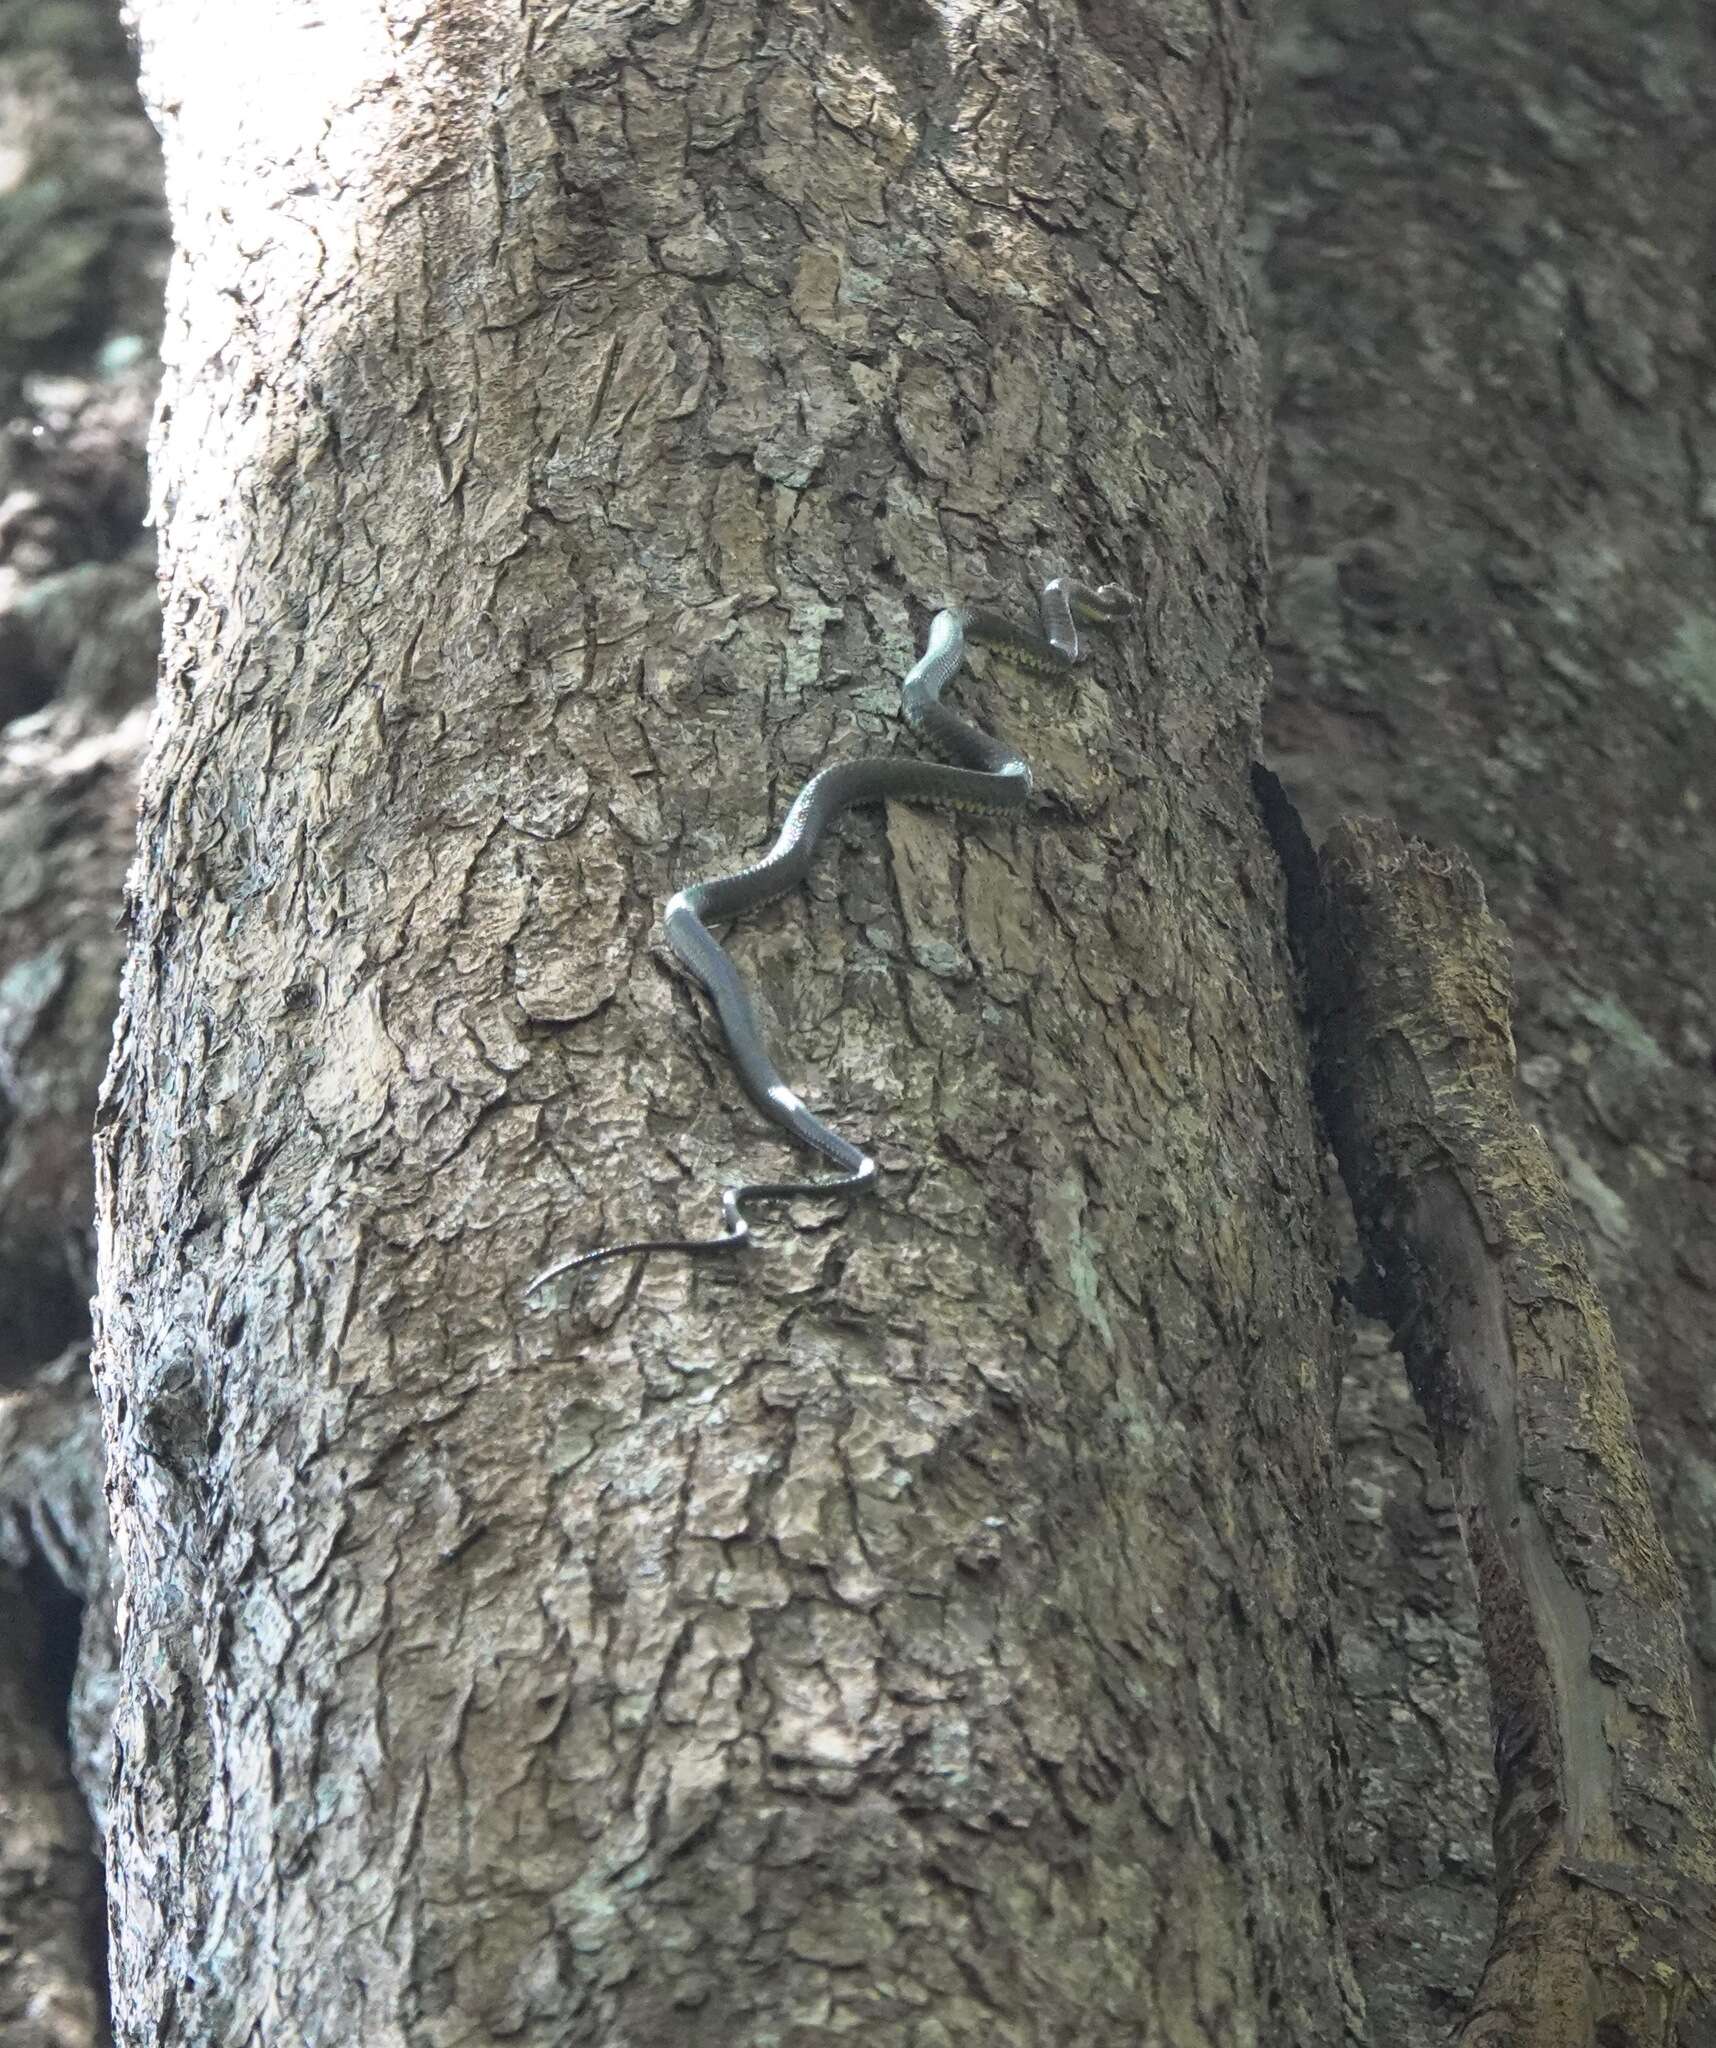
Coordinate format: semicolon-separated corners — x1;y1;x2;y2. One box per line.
0;4;166;2040
95;2;1358;2042
1253;1;1716;2038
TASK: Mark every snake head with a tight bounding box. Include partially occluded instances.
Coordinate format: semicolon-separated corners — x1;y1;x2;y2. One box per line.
1085;581;1136;619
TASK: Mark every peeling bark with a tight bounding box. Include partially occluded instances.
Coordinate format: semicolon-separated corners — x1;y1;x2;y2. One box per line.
97;1;1364;2041
1293;810;1716;2048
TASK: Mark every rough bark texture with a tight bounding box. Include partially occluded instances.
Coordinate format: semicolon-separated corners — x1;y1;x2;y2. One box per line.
1307;815;1716;2048
1253;2;1716;2035
97;1;1363;2042
0;3;167;2040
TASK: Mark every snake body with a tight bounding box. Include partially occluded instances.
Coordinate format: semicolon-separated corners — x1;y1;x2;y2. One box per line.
527;576;1131;1292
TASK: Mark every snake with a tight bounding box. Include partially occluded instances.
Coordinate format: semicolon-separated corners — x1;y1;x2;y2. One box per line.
526;575;1132;1295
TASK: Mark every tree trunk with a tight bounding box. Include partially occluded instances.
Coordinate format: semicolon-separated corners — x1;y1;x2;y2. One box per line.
1253;0;1716;2037
98;2;1359;2042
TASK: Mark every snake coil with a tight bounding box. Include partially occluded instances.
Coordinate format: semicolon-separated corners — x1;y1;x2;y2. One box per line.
527;575;1132;1296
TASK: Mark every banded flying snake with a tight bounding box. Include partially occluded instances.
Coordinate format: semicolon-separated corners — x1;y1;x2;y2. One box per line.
527;574;1133;1295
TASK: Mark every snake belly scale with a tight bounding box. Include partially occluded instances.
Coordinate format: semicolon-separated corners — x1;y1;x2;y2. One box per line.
527;575;1132;1295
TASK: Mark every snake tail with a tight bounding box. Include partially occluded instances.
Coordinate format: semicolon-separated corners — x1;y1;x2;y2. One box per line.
526;574;1131;1297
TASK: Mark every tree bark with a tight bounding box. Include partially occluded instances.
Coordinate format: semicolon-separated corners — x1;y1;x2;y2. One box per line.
99;2;1359;2043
